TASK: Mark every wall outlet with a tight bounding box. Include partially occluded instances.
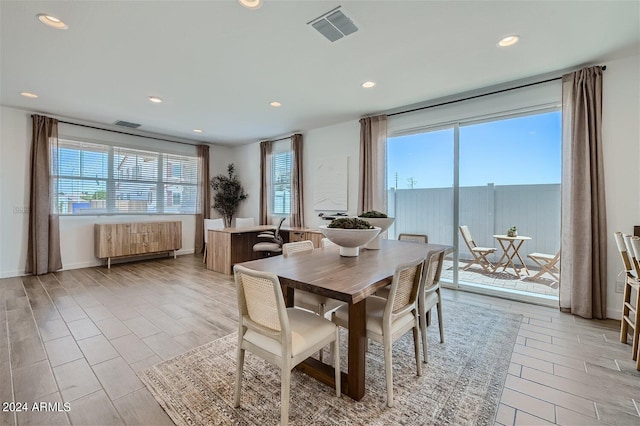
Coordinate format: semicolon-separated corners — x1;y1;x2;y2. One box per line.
13;206;29;214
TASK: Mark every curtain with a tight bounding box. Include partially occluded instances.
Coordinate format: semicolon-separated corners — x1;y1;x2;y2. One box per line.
26;115;62;275
559;66;607;319
259;140;272;225
291;134;304;227
194;145;210;254
358;115;388;214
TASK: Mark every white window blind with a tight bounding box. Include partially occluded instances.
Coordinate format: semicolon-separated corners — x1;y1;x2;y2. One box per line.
271;151;292;215
51;139;198;215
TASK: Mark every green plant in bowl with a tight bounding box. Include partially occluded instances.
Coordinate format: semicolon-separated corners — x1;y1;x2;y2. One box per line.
359;210;388;218
328;217;373;229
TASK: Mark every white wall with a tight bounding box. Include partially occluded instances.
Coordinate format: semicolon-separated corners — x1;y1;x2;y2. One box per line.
601;54;640;319
230;142;260;221
0;106;233;277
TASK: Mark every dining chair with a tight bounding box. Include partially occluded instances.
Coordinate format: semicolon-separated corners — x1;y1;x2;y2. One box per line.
459;225;496;273
253;217;285;256
321;237;336;248
616;232;640;366
332;257;424;407
283;240;344;360
527;250;560;281
203;218;224;264
398;233;428;244
233;265;341;425
235;217;255;228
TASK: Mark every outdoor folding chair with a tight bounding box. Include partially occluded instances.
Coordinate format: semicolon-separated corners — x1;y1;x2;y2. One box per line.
459;225;496;273
528;251;560;281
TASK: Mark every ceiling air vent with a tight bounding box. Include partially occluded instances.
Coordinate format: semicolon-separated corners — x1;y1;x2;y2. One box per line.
113;120;141;129
308;6;358;42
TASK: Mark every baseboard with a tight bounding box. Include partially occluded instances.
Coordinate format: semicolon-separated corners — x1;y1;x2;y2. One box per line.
0;269;27;279
606;308;622;321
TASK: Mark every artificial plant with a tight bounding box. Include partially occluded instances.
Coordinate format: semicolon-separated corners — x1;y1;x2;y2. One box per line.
210;163;248;227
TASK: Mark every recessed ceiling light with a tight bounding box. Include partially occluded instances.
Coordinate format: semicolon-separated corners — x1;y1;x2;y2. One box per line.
193;129;203;133
269;101;282;107
497;35;519;47
20;92;39;98
149;96;163;103
36;14;68;30
362;81;376;88
238;0;262;9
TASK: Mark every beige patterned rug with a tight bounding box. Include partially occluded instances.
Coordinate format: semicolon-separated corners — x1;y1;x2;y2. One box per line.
139;299;521;425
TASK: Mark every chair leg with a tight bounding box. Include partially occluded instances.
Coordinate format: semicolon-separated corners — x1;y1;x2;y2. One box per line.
233;346;245;407
202;244;207;264
333;328;341;397
280;365;291;426
632;288;640;361
383;335;394;408
419;297;428;364
621;280;631;343
412;315;422;377
318;304;325;362
436;291;444;344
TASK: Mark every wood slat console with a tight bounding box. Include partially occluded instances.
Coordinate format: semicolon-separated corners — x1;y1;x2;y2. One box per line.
94;221;182;268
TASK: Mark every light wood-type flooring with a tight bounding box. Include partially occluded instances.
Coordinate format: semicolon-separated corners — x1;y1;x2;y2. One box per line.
1;255;638;425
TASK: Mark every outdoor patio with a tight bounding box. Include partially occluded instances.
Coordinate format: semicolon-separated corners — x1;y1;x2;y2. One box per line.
440;258;560;297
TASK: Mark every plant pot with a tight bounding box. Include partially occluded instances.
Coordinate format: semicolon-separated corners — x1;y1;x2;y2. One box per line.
318;225;381;257
361;217;395;249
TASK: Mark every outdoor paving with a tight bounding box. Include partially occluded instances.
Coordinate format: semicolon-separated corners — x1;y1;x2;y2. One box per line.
440;259;559;297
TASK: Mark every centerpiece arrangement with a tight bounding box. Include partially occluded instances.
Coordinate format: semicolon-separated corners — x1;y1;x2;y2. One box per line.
318;217;380;257
507;226;518;237
359;211;395;249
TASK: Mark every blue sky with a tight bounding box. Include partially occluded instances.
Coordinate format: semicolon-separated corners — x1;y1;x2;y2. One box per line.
387;111;562;189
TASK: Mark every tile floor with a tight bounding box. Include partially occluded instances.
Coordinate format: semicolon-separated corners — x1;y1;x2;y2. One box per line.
1;255;637;425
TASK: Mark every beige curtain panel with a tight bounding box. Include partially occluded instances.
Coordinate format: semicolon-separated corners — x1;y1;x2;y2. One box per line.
259;140;272;225
195;144;211;254
560;66;607;319
26;115;62;275
291;134;304;228
358;115;388;214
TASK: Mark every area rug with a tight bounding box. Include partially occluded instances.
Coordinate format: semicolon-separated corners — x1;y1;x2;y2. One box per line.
139;299;521;425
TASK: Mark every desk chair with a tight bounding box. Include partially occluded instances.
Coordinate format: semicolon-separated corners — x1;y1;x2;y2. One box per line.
236;217;255;228
203;218;224;264
459;225;496;273
233;265;341;425
253;217;285;256
528;250;560;281
398;233;428;244
332;257;424;407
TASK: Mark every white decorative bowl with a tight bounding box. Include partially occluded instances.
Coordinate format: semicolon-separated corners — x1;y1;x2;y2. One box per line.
318;225;381;257
359;217;395;250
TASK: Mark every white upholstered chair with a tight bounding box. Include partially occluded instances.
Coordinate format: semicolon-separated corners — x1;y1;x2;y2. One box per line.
459;225;496;273
332;257;424;407
233;265;341;425
418;249;445;362
203;218;224;264
235;217;255;228
398;233;428;244
282;240;314;257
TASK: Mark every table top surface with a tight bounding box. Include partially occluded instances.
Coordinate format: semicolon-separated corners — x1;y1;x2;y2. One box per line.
493;234;532;241
238;239;452;304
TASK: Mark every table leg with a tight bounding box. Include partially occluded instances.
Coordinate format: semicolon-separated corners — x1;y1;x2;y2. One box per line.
495;240;509;272
512;241;530;275
347;299;367;400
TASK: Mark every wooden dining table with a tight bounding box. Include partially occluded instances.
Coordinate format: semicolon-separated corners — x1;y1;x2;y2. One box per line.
238;239;452;401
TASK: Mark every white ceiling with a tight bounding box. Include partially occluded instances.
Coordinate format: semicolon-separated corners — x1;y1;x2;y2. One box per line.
1;1;638;146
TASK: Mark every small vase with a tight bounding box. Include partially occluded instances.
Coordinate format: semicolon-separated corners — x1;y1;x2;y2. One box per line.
507;230;517;237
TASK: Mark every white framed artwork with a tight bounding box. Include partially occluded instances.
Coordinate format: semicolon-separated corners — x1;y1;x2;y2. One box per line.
313;156;348;211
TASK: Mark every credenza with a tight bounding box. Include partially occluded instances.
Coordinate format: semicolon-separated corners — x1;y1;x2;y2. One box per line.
94;221;182;268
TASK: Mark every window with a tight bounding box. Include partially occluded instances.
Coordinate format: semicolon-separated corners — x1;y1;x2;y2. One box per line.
51;139;198;215
271;151;292;215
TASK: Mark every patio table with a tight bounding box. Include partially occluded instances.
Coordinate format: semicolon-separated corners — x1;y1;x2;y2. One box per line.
493;234;532;276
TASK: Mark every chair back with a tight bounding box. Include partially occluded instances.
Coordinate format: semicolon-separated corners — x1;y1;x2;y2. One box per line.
630;237;640;277
234;265;289;340
398;233;428;244
236;217;255;228
321;238;336;248
384;258;424;325
459;225;476;250
623;233;640;276
614;232;633;272
273;217;286;242
204;218;224;243
282;240;314;257
423;250;445;293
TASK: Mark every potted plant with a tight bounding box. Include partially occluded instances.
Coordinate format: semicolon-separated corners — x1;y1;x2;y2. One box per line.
319;218;381;257
507;226;518;237
359;211;395;250
210;163;248;228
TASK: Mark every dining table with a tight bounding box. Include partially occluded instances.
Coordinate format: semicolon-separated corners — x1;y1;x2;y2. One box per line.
238;239;452;401
493;234;532;276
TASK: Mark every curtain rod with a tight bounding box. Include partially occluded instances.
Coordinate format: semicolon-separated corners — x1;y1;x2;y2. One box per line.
57;120;205;147
387;66;606;118
264;133;299;143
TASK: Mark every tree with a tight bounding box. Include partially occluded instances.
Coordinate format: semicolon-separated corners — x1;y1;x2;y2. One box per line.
210;163;248;227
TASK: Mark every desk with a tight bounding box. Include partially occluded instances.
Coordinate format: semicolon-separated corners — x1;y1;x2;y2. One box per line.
239;239;452;401
206;226;323;274
493;235;531;276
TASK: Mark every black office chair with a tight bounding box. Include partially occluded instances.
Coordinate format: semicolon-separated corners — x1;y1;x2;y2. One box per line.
253;217;285;256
